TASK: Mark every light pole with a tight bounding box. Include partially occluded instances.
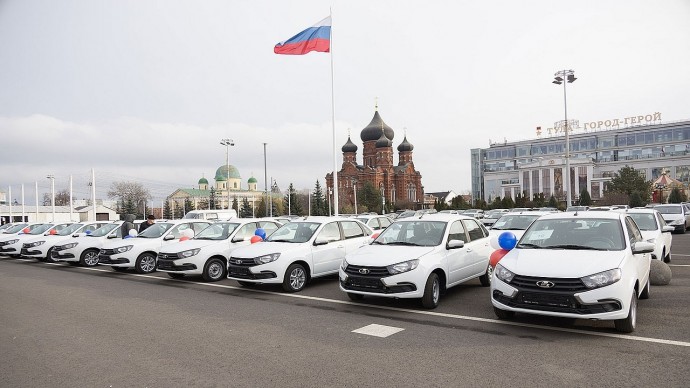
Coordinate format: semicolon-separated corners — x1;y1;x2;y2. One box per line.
263;143;268;216
553;69;577;208
220;138;235;211
352;180;358;215
47;175;55;221
327;187;332;216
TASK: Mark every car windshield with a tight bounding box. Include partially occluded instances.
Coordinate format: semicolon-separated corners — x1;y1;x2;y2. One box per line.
138;223;173;238
373;221;446;247
518;218;625;251
57;223;84;236
485;211;504;218
655;205;682;214
491;215;540;230
354;218;369;224
566;206;587;211
396;211;417;219
30;224;53;235
89;223;120;237
266;222;319;243
4;223;30;233
195;223;240;240
628;213;657;231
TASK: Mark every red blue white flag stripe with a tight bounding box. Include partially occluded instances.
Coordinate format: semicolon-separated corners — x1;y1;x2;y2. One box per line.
274;16;331;55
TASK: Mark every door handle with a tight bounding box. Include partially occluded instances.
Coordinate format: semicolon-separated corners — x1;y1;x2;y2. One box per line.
337;245;344;248
466;248;472;252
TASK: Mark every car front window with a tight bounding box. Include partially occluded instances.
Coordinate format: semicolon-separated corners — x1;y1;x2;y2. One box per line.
139;223;173;238
90;223;120;237
5;223;29;233
266;222;319;243
374;221;446;247
492;215;539;230
628;213;657;231
196;223;240;240
30;224;53;235
518;218;625;251
655;205;681;214
58;223;84;236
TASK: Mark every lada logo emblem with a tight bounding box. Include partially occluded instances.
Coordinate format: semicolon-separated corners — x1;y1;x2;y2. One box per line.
536;281;555;288
358;268;370;274
235;259;243;265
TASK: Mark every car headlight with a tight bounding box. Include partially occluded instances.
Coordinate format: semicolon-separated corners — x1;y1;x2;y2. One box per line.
58;242;78;250
387;259;419;275
114;245;133;253
495;264;515;283
26;241;45;248
0;239;18;246
178;248;200;258
646;238;656;243
668;219;683;225
341;258;349;271
581;268;621;289
254;253;280;264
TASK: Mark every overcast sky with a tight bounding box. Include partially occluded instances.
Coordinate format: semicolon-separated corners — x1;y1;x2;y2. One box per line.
1;0;689;205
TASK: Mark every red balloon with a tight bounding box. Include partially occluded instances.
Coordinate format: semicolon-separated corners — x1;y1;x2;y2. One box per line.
179;236;190;242
489;249;509;268
250;235;263;244
371;232;380;240
49;229;57;235
22;228;30;234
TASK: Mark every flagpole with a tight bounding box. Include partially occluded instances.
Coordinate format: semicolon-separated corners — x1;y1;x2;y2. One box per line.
330;7;339;216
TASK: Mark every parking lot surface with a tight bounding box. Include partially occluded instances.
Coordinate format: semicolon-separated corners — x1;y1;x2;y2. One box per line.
1;234;689;387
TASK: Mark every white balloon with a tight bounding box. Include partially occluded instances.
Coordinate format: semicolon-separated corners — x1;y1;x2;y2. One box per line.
129;229;138;237
489;235;501;250
182;229;195;238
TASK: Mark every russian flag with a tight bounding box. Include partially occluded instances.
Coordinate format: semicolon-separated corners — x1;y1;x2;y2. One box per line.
274;16;331;55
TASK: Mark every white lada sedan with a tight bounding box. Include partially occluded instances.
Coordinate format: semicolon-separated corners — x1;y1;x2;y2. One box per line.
52;222;123;266
491;211;653;333
21;221;109;262
228;217;373;292
98;220;211;274
0;223;72;258
157;219;281;281
340;214;493;309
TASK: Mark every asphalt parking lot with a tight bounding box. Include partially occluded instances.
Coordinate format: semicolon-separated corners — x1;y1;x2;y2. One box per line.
1;234;689;387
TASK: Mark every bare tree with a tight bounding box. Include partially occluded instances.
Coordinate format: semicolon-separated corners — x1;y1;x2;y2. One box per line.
108;181;152;216
42;189;70;206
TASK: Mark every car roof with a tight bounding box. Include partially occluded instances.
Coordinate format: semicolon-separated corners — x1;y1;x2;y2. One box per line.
500;211;554;217
613;208;658;214
393;213;477;222
538;211;624;221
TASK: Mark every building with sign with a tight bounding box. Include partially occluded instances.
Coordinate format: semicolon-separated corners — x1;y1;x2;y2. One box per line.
471;118;690;204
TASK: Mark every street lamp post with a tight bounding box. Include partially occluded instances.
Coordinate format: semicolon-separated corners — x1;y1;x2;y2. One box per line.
220;138;235;211
352;180;357;215
327;188;332;216
553;69;577;208
47;175;55;221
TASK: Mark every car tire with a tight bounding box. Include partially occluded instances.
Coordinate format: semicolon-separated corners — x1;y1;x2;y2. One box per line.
347;293;364;301
680;224;686;234
493;306;515;320
479;265;493;287
237;281;256;287
79;249;100;267
614;292;637;333
639;278;650;300
44;248;56;263
202;258;227;282
167;273;185;279
282;263;307;292
421;273;440;309
111;266;128;272
135;253;157;274
663;249;671;263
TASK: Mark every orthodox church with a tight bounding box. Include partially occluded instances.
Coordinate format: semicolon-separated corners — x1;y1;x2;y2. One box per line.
326;107;424;211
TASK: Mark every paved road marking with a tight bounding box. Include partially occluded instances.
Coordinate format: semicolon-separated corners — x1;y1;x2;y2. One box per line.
4;259;690;348
669;264;690;267
672;254;690;257
352;324;404;338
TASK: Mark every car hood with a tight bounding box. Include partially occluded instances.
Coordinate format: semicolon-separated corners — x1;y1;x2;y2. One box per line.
345;244;436;266
101;237;161;250
499;248;626;278
660;214;683;221
160;239;217;253
639;230;660;241
489;230;526;240
230;241;306;258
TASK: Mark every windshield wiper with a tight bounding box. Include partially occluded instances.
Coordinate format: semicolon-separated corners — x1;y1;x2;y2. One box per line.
267;239;294;243
386;241;422;246
517;243;542;249
544;244;600;250
371;240;386;245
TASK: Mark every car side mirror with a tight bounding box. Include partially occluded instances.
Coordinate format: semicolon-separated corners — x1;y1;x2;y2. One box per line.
313;238;329;246
164;235;175;241
447;239;464;249
231;236;245;243
631;241;654;254
662;225;674;233
107;235;117;239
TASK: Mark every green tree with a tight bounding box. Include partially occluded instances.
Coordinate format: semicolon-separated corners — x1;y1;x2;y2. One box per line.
163;200;172;219
108;181;152;216
532;193;546;207
668;187;687;203
606;166;652;202
209;187;217;210
312;181;327;216
547;195;558;208
579;189;592;206
256;197;267;218
629;191;644;208
232;196;239;214
284;183;303;216
490;196;502;210
184;198;195;215
357;182;382;214
501;196;515;209
450;195;470;210
434;198;449;211
239;197;253;218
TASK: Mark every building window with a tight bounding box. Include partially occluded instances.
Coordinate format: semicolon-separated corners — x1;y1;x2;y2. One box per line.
542;169;551;197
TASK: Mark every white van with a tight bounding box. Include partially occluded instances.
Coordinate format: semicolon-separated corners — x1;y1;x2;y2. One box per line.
183;209;237;221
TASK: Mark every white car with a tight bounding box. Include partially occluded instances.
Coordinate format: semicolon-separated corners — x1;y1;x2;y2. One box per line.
0;223;72;258
98;220;211;273
52;222;124;266
654;204;690;233
227;217;373;292
353;215;393;231
157;219;281;281
0;222;44;237
21;221;109;262
340;214;493;308
488;211;552;240
481;209;509;227
491;211;653;333
616;208;673;263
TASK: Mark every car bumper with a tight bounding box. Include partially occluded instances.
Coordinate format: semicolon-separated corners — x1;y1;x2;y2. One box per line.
157;258;199;274
491;278;630;320
227;264;278;283
51;250;77;261
98;255;131;266
338;269;421;298
20;247;47;257
0;246;19;254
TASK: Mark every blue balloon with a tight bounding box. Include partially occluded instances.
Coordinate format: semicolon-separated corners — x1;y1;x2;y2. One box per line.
85;230;92;235
254;228;267;240
124;235;131;239
498;232;517;250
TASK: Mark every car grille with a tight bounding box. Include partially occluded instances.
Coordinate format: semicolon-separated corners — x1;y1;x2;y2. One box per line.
493;290;621;314
100;248;116;255
510;275;588;292
228;257;257;267
344;264;390;277
158;252;177;260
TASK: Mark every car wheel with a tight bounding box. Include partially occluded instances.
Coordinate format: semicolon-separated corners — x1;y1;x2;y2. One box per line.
79;249;100;267
347;293;364;301
111;266;128;272
44;248;56;263
663;249;671;263
282;263;307;292
614;292;637;333
135;253;157;274
202;258;226;282
421;273;440;309
639;278;650;300
167;273;185;279
493;306;515;320
237;281;256;287
479;264;493;287
680;224;686;234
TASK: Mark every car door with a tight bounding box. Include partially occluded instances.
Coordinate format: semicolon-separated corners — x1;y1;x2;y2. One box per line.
655;212;672;255
461;219;491;277
310;222;344;276
445;220;473;285
625;217;651;289
339;220;368;254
